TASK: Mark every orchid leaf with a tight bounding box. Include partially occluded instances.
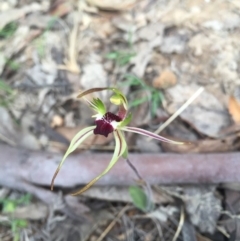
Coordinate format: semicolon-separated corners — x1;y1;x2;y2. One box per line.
51;126;95;190
121;126;184;145
129;186;148;211
71;130;127;195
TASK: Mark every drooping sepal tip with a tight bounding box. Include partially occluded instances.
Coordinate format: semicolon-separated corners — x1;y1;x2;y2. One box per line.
51;167;60;190
50;126;95;191
71;129;127;195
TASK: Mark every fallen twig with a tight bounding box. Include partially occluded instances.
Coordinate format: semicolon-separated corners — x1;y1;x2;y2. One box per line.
0;144;240;192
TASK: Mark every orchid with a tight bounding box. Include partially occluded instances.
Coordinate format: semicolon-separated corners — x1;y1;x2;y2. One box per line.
51;87;183;195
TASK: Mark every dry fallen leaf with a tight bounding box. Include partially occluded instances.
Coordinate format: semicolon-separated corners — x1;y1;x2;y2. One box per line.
147;206;178;222
81;63;108;92
86;0;137;11
64;195;90;215
0;28;41;75
153;70;177;89
160;34;187;54
165;84;231;137
222;188;240;239
10;203;48;220
81;186;173;204
184;186;221;234
49;0;73;17
228;96;240;123
162;134;240;153
196;233;213;241
138;23;164;41
0;107;40;150
131;37;162;78
182;221;198;241
0;3;45;30
58;13;81;74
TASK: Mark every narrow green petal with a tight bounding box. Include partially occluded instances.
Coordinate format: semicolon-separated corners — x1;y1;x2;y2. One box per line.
119;113;132;127
77;87;128;110
71;130;127;195
51;126;95;190
121;126;184;145
90;98;106;115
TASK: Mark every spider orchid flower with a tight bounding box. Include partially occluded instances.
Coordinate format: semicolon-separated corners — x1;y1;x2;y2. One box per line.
51;87;183;195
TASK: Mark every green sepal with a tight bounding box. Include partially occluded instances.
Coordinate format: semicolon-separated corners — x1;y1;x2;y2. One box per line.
121;131;128;158
51;126;95;190
119;113;132;127
122;146;128;159
71;130;127;195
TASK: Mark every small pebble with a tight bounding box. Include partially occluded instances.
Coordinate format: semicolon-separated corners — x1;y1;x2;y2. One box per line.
51;115;64;128
153;70;177;89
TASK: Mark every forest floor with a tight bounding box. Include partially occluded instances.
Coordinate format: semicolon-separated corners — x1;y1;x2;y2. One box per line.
1;0;240;240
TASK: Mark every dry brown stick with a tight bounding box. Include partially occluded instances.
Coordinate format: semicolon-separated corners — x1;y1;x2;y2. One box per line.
0;144;240;194
95;205;129;241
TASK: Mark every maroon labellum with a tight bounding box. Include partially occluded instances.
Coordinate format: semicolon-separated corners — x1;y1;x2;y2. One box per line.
94;112;122;137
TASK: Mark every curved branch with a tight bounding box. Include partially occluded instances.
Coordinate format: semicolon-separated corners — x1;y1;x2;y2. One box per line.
0;144;239;192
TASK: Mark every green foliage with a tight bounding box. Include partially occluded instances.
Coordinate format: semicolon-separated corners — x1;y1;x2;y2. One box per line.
0;79;15;107
129;186;148;211
34;16;58;58
0;22;21;79
121;74;164;117
6;60;20;71
0;194;31;241
105;30;135;66
1;193;32;213
105;51;135;66
0;22;18;39
129;186;155;212
0;80;14;94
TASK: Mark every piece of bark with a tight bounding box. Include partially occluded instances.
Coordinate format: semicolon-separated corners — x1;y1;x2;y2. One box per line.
0;144;240;192
0;144;90;217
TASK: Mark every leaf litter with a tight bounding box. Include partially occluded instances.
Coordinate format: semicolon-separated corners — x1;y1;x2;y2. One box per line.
0;0;240;240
